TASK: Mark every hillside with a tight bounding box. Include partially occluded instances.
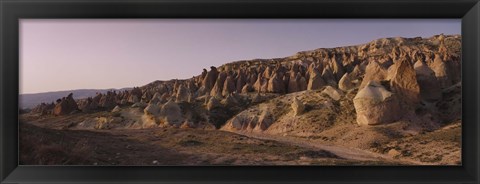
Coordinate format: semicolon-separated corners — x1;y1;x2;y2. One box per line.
20;88;131;109
20;34;462;165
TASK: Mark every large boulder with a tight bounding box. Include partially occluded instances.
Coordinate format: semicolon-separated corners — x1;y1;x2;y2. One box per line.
160;100;183;126
53;93;79;116
353;81;402;125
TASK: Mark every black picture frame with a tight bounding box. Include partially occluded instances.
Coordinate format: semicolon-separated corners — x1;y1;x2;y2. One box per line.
1;0;479;183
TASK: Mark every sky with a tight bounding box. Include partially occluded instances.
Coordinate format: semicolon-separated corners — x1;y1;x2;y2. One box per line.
20;19;461;94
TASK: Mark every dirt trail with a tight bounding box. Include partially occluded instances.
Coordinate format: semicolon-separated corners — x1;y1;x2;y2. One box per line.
228;131;427;165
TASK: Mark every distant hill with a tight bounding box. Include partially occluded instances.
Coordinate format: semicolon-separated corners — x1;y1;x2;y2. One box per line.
20;88;131;109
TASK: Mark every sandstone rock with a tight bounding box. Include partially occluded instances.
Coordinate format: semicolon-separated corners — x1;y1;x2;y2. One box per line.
267;73;286;93
321;65;337;86
78;97;98;113
241;84;254;93
222;94;238;107
160;100;183;126
175;84;190;102
254;111;274;131
287;72;300;93
99;91;117;109
299;76;308;91
307;68;326;90
144;103;160;116
331;56;345;81
32;102;55;115
321;86;344;101
291;97;305;116
53;93;79;116
222;76;236;97
430;54;451;88
202;66;219;91
111;105;121;113
388;149;401;157
360;61;388;89
131;102;147;109
206;97;221;111
388;59;420;108
236;70;247;93
338;72;355;91
128;94;140;104
414;60;442;101
210;72;227;97
149;92;162;104
253;75;269;93
353;81;402;125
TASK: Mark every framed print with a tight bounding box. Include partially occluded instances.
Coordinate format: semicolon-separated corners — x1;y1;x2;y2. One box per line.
1;0;479;183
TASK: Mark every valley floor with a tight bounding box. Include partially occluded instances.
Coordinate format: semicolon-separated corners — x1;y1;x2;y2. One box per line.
19;112;460;166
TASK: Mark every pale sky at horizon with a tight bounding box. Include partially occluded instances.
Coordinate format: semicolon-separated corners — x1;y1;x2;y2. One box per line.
20;19;461;94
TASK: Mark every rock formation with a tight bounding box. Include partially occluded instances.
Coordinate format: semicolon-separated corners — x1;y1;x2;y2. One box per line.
291;97;305;116
53;93;79;116
353;81;402;125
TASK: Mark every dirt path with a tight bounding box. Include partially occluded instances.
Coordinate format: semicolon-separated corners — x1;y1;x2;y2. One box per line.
227;131;427;165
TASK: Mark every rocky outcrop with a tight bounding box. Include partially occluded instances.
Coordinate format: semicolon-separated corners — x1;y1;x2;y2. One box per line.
307;68;326;90
210;72;227;98
321;86;343;101
202;66;219;92
31;102;55;115
414;60;441;101
360;61;388;89
267;73;286;93
53;93;79;116
353;81;402;125
338;73;354;91
291;97;305;116
160;100;183;126
430;54;451;88
222;76;236;96
206;97;221;111
388;59;420;108
175;84;190;102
